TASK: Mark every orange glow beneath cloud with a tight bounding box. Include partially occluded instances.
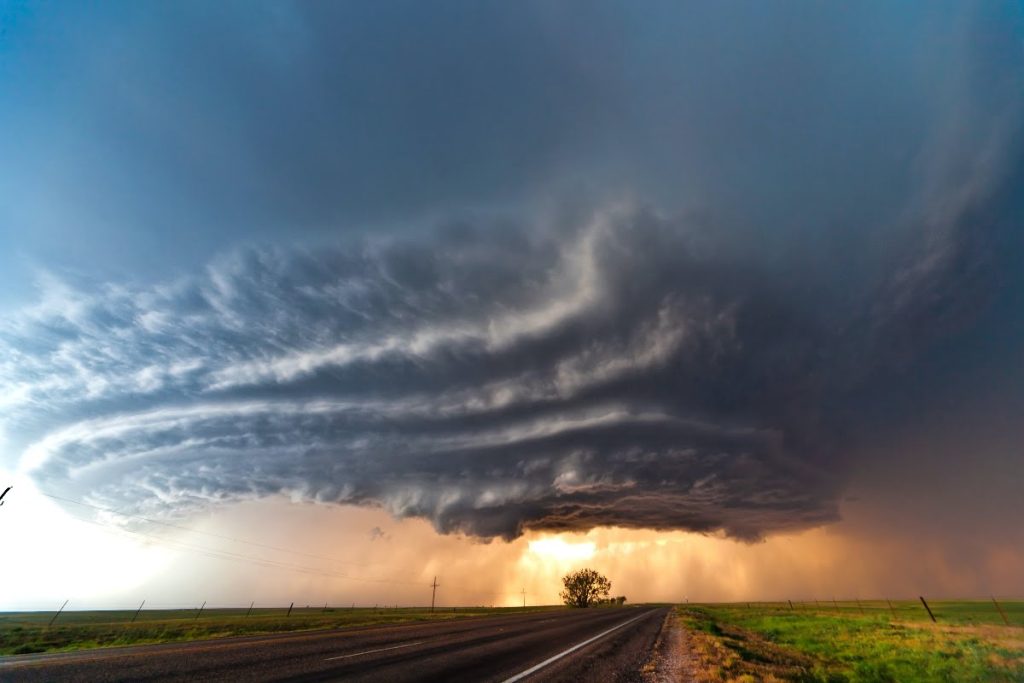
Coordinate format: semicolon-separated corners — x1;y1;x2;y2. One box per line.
8;489;1022;610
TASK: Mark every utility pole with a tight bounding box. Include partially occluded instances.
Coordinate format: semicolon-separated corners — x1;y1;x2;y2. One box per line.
430;576;440;612
521;588;526;609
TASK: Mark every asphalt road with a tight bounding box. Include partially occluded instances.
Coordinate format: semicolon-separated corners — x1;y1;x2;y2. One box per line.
0;606;669;682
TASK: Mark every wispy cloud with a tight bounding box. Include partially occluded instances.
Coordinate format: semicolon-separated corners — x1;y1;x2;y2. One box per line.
4;182;1013;540
1;1;1020;544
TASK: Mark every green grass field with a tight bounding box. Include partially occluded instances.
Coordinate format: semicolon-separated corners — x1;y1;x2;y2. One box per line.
6;599;1023;682
0;605;561;656
678;600;1024;682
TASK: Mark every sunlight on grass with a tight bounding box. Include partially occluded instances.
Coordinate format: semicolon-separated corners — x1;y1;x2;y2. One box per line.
677;601;1024;682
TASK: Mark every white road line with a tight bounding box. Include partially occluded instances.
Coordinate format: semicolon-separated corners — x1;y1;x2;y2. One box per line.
323;640;426;661
500;610;650;683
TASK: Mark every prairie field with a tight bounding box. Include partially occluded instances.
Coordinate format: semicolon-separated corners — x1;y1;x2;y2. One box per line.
0;605;559;656
678;600;1024;682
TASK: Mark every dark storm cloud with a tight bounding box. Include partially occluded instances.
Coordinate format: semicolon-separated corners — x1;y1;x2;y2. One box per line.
7;179;1019;540
2;2;1023;540
4;1;1020;287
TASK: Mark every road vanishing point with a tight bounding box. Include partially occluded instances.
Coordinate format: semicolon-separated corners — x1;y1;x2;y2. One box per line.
0;606;669;682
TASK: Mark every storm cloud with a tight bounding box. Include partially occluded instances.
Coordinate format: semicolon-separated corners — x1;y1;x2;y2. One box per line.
5;184;1017;540
2;2;1023;544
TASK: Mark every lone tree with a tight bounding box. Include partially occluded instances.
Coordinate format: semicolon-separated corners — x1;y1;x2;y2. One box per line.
560;568;612;608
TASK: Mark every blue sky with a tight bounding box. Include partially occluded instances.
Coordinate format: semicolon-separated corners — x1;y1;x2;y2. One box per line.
1;1;1023;606
3;1;1018;303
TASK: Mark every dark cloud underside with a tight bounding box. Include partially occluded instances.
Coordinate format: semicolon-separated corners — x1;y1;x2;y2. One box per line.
7;187;1018;539
1;2;1022;541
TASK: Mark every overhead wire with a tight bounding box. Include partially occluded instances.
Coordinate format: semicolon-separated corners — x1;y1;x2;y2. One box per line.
39;491;531;600
40;491;392;569
59;508;430;586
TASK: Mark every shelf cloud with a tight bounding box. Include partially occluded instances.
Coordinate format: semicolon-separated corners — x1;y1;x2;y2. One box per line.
1;1;1022;550
6;186;1016;540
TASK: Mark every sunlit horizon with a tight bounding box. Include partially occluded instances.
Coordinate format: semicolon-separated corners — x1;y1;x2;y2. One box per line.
2;1;1023;630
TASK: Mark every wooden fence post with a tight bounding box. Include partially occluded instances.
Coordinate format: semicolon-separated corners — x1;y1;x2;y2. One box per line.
919;596;936;623
992;596;1009;626
131;600;145;624
48;600;69;628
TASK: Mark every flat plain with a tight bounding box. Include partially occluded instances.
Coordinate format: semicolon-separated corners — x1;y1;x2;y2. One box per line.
0;605;560;656
0;606;665;681
676;600;1024;682
3;601;1024;681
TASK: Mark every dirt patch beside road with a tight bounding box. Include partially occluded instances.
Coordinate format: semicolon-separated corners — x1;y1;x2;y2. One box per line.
643;609;700;682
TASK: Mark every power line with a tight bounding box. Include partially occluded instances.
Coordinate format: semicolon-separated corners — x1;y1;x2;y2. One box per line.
62;509;426;586
40;490;534;601
40;491;393;570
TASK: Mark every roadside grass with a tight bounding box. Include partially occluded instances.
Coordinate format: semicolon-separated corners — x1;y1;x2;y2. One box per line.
0;605;561;656
678;601;1024;682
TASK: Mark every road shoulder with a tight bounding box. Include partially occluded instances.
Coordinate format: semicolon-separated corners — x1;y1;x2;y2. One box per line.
642;608;698;683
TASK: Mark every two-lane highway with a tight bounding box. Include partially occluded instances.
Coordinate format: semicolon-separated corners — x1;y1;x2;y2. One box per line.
0;606;669;682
